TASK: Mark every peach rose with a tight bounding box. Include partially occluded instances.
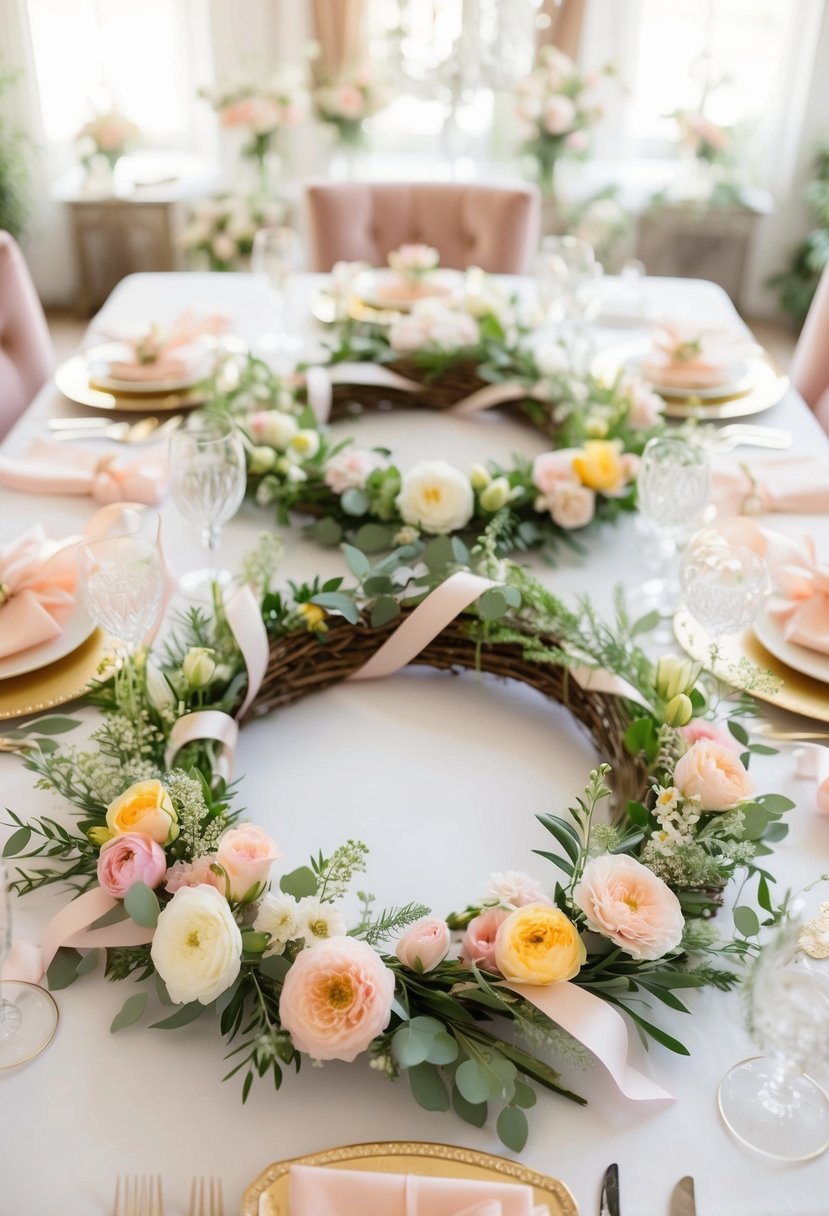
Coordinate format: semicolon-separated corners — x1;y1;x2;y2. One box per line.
549;484;596;530
164;855;225;895
673;740;755;811
106;779;178;846
395;919;451;971
573;854;684;961
215;825;283;901
460;907;509;972
488;871;552;908
532;450;579;496
680;720;741;755
97;833;167;898
495;904;585;985
279;936;395;1061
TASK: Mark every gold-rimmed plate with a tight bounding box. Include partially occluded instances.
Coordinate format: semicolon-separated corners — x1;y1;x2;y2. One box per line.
674;609;829;723
310;290;403;328
0;628;113;720
55;356;207;413
242;1141;578;1216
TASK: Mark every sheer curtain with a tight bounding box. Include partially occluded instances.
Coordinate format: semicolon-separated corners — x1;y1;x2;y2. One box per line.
311;0;368;75
536;0;586;59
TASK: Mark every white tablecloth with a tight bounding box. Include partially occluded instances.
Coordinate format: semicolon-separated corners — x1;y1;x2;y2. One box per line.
2;274;828;1216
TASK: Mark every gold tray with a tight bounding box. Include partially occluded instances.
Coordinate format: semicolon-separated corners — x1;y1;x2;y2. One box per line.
55;356;206;413
242;1141;578;1216
0;629;113;720
674;609;829;723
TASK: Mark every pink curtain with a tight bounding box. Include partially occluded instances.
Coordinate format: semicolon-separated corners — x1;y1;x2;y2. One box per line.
311;0;368;76
536;0;587;59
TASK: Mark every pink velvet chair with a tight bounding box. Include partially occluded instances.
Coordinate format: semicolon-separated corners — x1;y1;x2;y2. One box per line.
305;181;540;274
0;231;53;440
791;262;829;434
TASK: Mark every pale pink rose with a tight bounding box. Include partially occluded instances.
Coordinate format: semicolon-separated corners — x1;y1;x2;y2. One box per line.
164;854;225;895
566;129;588;153
97;833;167;899
573;854;684;961
532;450;579;496
549;484;596;529
460;907;509;972
279;936;395;1061
335;84;365;120
395;919;451;971
623;378;665;430
488;870;552;908
680;719;741;755
583;70;601;89
249;97;282;135
324;448;381;494
516;94;543;123
542;95;576;135
97;119;127;151
673;740;756;812
220;100;258;128
216;825;283;900
620;453;640;483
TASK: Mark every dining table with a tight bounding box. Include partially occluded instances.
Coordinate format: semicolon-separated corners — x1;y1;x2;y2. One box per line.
1;271;828;1216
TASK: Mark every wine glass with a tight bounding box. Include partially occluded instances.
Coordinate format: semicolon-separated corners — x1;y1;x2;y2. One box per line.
252;226;302;363
169;416;247;598
0;860;59;1068
77;526;164;654
680;531;768;654
719;915;829;1161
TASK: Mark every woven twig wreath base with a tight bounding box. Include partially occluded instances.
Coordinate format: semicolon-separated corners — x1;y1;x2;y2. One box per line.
248;610;650;814
329;357;515;421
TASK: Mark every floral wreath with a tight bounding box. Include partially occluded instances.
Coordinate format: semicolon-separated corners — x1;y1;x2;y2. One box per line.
5;524;790;1152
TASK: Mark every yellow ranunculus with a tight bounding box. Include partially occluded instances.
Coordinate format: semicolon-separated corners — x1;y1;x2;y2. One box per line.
572;441;624;494
106;779;178;846
495;903;586;985
298;603;327;632
87;826;114;847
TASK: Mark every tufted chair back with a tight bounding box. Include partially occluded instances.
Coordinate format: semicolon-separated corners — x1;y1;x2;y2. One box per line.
305;181;540;274
791;262;829;434
0;231;53;440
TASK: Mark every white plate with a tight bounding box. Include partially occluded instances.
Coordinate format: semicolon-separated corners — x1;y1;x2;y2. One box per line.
85;342;212;393
0;603;96;681
646;360;754;399
754;607;829;684
351;268;464;312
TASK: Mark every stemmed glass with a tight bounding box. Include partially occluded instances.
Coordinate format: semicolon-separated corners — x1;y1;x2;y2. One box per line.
535;236;600;368
169;416;247;598
0;860;59;1068
77;524;164;657
719;915;829;1161
251;226;302;363
680;531;768;656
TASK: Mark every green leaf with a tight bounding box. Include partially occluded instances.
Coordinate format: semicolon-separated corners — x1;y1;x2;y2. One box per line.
623;717;657;760
363;575;393;596
426;1032;459;1066
452;1085;488;1127
478;589;508;621
309;592;360;624
734;906;760;938
155;973;175;1006
748;744;777;755
631;610;660;636
392;1024;433;1068
352;523;393;553
455;1058;490;1105
150;1001;207;1029
342;543;371;580
4;716;81;738
756;794;796;814
764;822;789;843
311;517;343;547
110;991;147;1033
75;949;100;977
422;536;456;572
513;1081;537;1109
280;866;318;899
501;585;522;609
533;848;573;877
497;1104;529;1152
408;1062;450;1111
757;874;773;914
740;806;771;840
341;488;369;516
2;827;32;857
259;954;291;982
625;801;651;828
450;536;470;564
124;882;160;929
606;998;691;1055
46;947;82;991
536;814;581;863
728;720;749;745
370;596;401;628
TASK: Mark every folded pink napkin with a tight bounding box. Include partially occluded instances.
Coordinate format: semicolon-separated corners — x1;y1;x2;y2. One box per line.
712;454;829;517
288;1165;549;1216
642;323;751;390
94;310;228;383
0;526;76;658
0;437;167;505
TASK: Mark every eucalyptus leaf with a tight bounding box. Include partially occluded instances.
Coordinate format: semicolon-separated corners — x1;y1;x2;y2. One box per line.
4;716;81;738
311;517;343;547
512;1081;537;1109
110;991;147;1033
353;523;393;553
496;1104;529;1152
757;794;796;814
155;973;175;1006
150;1001;207;1030
46;947;82;991
455;1058;490;1105
452;1085;488;1127
2;827;31;857
75;949;100;977
734;906;761;938
342;543;371;580
124;882;160;929
280;866;318;899
370;596;400;628
392;1025;433;1068
478;588;508;621
309;592;360;624
728;720;749;745
408;1062;450;1111
426;1032;459;1066
259;954;291;981
341;488;369;516
363;575;393;596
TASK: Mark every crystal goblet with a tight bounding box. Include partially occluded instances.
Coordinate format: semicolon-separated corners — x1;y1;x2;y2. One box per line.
0;860;59;1068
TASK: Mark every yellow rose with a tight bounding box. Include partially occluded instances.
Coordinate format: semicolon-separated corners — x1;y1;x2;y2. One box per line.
572;441;625;494
106;779;179;845
298;603;327;632
495;903;586;985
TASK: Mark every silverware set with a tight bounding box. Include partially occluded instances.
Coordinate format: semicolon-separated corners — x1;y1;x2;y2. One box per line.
701;422;793;453
601;1164;696;1215
112;1175;222;1216
48;414;183;445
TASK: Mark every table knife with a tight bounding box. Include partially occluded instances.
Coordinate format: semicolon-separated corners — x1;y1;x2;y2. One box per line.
600;1163;620;1216
669;1176;696;1216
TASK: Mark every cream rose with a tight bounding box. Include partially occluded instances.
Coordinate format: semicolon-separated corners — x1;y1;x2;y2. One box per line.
549;484;595;530
532;450;579;497
495;904;585;985
673;740;756;812
106;779;178;846
215;824;282;901
246;410;298;450
573;854;684;961
150;884;242;1005
396;460;474;535
395;919;451;971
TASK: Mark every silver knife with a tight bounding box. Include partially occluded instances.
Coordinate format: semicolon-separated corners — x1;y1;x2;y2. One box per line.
600;1163;620;1216
669;1176;696;1216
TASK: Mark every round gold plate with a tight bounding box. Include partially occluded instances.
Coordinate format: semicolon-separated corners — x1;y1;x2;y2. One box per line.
242;1140;578;1216
0;629;113;720
55;356;206;413
674;609;829;723
310;290;402;328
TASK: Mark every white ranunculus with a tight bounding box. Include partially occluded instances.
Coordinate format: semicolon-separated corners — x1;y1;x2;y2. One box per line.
396;460;475;535
534;343;569;377
253;892;301;956
151;885;242;1005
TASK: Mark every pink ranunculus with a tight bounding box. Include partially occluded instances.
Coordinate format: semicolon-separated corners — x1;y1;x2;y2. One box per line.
565;129;589;153
623;377;665;430
335;84;365;120
549;484;596;529
681;719;741;755
532;450;579;497
279;936;395;1062
488;870;552;908
460;907;509;972
164;854;225;895
97;833;167;899
573;853;684;961
673;740;755;812
542;95;576;135
323;449;380;494
215;825;283;901
395;918;451;971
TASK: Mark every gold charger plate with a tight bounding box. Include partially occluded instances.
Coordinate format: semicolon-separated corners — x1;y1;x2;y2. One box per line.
242;1141;577;1216
674;609;829;723
55;356;206;413
0;629;113;720
311;291;403;328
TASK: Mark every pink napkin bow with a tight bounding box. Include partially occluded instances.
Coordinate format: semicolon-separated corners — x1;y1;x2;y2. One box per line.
93;310;228;383
642;323;752;390
712;454;829;518
288;1165;549;1216
0;437;167;505
0;527;76;659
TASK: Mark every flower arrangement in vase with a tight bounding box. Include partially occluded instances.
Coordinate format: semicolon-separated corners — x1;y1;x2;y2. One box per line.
515;47;608;195
76;107;140;175
313;63;391;149
179;196;285;271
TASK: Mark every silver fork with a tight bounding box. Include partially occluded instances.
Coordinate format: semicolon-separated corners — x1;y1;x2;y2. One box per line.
49;415;183;445
113;1175;163;1216
189;1176;224;1216
704;424;793;453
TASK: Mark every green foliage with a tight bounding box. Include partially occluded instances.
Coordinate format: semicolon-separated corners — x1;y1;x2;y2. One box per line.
0;66;29;238
769;140;829;326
